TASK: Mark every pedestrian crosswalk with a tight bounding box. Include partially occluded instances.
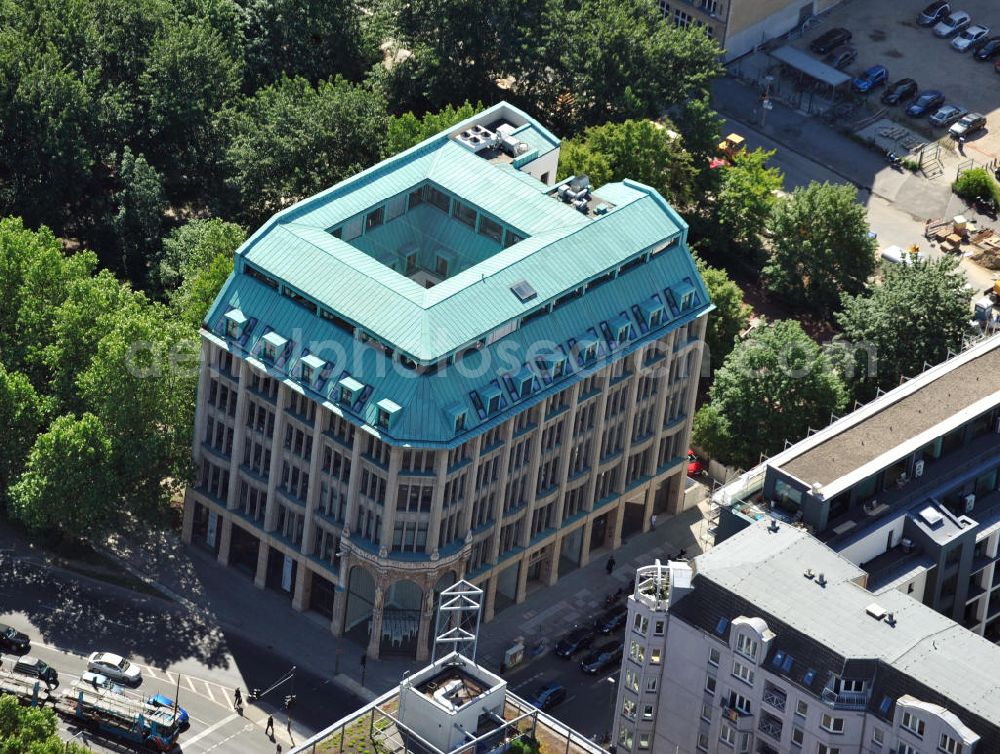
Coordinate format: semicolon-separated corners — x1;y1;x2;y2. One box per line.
131;663;235;710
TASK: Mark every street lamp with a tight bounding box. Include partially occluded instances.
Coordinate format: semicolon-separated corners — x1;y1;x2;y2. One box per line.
604;676;617;746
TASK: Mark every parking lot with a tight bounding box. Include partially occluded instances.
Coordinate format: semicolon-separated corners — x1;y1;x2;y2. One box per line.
798;0;1000;159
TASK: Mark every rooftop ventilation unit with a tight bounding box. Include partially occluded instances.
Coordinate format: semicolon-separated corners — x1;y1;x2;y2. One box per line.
454;124;497;153
918;506;944;527
510;280;537;303
816;573;827;588
865;603;887;620
499;133;530;157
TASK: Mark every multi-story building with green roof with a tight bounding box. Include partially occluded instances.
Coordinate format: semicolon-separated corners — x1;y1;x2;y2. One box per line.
182;102;712;660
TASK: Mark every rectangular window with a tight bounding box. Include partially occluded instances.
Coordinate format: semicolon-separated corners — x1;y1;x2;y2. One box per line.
719;723;736;745
705;676;717;694
817;747;840;754
641;704;653;720
452;201;477;228
731;659;754;685
650;648;661;665
795;700;808;717
424;185;450;212
697;733;709;752
791;728;803;746
872;728;884;746
902;711;925;738
700;703;711;721
820;714;844;734
478;215;503;242
939;735;962;754
735;633;758;660
365;206;384;230
708;647;720;667
899;746;917;754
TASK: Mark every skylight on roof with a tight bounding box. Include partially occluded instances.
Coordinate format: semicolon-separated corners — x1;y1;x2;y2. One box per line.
510;280;537;303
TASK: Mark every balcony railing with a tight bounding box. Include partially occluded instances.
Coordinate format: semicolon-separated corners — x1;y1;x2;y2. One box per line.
757;715;782;741
763;686;787;712
821;688;870;711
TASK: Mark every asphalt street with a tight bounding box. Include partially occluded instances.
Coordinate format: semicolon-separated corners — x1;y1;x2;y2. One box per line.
0;553;360;753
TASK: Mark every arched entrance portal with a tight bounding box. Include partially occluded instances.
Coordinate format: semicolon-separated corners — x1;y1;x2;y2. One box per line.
343;566;376;646
380;579;423;656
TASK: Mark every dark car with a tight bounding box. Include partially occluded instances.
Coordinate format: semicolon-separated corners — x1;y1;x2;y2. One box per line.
0;624;29;654
594;606;628;634
824;45;858;70
579;642;625;675
881;78;918;105
554;626;596;658
809;27;852;55
528;682;567;712
906;90;946;117
973;37;1000;60
852;65;889;93
12;656;58;687
918;0;950;26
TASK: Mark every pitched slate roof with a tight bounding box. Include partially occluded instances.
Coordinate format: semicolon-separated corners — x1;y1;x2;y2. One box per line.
671;521;1000;746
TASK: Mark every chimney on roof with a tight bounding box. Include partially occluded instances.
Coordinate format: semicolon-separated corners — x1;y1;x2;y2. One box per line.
816;573;827;588
768;518;779;533
885;612;896;627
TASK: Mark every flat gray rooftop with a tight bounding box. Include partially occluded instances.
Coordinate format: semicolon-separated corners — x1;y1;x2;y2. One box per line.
780;344;1000;487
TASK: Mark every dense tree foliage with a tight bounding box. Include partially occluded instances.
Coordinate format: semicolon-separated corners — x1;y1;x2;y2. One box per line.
558;120;697;208
693;320;848;468
386;101;485;154
111;149;166;284
716;148;784;258
0;366;49;504
156;218;245;292
833;257;971;402
217;76;388;225
764;182;876;316
0;694;89;753
695;259;752;371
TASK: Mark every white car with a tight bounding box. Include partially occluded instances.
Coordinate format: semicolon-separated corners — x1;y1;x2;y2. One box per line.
929;104;968;127
951;23;989;50
934;10;971;38
87;652;142;686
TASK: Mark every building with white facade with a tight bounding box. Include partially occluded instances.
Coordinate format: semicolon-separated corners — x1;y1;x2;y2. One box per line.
613;520;1000;754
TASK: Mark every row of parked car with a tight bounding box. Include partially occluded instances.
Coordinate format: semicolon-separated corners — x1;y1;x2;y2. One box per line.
918;1;1000;60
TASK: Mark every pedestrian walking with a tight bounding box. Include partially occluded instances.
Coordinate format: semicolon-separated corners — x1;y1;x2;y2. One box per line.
276;745;282;754
650;514;657;531
959;135;966;155
606;556;616;575
234;687;243;713
265;714;274;738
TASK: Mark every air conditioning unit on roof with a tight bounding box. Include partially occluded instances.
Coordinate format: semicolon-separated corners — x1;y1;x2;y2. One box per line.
965;494;976;513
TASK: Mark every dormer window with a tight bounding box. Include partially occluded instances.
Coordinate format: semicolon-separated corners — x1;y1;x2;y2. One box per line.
576;334;598;364
300;354;325;384
639;298;665;329
446;403;467;433
375;398;401;430
611;314;631;344
261;331;287;362
736;633;758;661
901;711;925;738
338;376;364;406
224;309;247;339
542;353;567;379
454;411;466;431
480;384;503;416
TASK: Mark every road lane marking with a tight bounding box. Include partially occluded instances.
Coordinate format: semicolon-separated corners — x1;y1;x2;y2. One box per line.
200;723;255;753
165;671;176;684
179;713;241;748
204;680;215;702
186;676;198;693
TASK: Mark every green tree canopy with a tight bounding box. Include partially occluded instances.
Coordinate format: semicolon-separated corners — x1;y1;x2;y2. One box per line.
695;258;751;371
833;256;971;402
217;75;388;225
764;182;876;315
138;19;242;196
111;148;166;284
558;119;697;208
693;320;848;468
171;250;235;327
716;148;784;257
0;365;49;502
0;694;89;753
10;412;117;534
386;101;485;155
156;218;245;291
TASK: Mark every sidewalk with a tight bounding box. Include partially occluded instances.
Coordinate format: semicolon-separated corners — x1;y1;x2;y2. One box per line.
96;502;710;702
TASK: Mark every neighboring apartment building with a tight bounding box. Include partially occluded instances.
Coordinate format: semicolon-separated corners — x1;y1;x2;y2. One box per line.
712;334;1000;642
181;101;711;660
658;0;846;61
613;521;1000;754
292;648;607;754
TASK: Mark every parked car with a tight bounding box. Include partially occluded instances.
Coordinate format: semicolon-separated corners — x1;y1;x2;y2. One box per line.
81;671;124;695
0;624;29;654
87;651;142;686
12;656;58;687
852;65;889;93
824;45;858;70
881;78;918;105
594;605;628;634
527;682;566;712
580;642;624;675
148;693;190;728
687;450;704;477
918;0;950;26
950;112;987;138
809;27;852;54
933;11;971;38
952;23;990;51
906;90;946;117
554;626;596;658
929;104;968;127
973;36;1000;60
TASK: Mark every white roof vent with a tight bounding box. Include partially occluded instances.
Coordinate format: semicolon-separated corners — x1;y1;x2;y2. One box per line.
918;506;944;527
865;603;887;620
454;124;497;153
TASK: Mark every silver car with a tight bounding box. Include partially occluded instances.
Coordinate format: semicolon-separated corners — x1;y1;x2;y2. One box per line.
929;104;968;126
934;10;971;37
952;23;989;51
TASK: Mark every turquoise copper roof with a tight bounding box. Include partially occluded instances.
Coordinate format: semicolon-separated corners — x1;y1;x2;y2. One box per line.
230;102;689;362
